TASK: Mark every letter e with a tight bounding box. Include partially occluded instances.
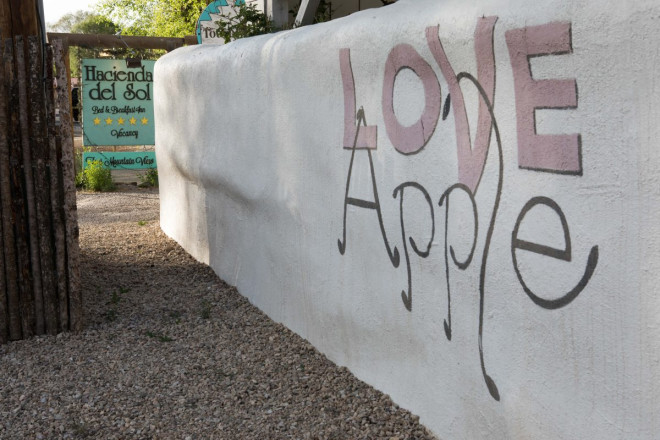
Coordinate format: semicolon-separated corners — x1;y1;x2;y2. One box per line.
506;22;581;174
511;196;598;309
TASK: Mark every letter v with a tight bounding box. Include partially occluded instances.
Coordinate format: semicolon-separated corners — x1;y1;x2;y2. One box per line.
426;17;498;193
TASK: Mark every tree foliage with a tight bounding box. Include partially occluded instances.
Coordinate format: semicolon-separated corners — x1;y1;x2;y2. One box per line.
214;3;275;43
215;0;336;44
49;12;122;77
97;0;209;37
49;9;168;77
71;13;119;35
48;10;95;33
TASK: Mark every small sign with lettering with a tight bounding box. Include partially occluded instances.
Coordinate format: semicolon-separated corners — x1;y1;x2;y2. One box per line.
81;59;155;146
196;0;254;44
83;152;157;170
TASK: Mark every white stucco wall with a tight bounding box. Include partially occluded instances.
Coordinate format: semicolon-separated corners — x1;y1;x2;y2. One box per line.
154;0;660;438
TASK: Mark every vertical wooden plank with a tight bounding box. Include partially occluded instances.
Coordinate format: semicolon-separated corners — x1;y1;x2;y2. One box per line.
0;0;40;40
27;35;57;335
53;39;82;332
0;2;11;41
4;38;29;340
45;44;68;332
15;36;41;336
0;38;14;343
0;195;6;344
0;37;10;343
0;90;6;344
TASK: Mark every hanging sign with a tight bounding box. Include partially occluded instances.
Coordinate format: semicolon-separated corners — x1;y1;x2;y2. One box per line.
196;0;249;44
82;151;157;170
81;59;155;146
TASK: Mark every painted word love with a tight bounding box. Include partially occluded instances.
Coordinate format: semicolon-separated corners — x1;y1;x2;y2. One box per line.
337;18;599;401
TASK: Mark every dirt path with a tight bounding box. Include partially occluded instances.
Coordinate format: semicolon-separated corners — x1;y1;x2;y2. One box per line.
0;185;437;439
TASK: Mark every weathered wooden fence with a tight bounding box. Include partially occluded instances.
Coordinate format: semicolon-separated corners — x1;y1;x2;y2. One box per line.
0;35;81;343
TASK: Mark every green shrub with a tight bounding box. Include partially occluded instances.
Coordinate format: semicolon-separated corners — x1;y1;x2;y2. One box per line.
82;159;115;192
75;170;87;189
75;146;93;176
138;168;158;188
75;150;83;175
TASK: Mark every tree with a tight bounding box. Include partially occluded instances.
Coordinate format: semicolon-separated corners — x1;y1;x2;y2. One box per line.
95;0;154;36
152;0;210;37
47;10;95;33
48;11;121;77
49;10;166;77
97;0;210;38
70;13;119;35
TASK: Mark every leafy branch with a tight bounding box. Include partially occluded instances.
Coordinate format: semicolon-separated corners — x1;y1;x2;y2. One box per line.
214;3;275;43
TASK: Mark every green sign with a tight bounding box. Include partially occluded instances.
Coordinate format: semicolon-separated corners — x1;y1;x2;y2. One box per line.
81;59;155;146
83;152;157;170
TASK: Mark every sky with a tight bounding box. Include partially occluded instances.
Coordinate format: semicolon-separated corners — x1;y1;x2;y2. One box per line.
43;0;100;25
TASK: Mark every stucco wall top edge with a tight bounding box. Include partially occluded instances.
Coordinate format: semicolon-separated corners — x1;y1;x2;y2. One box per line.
157;0;660;72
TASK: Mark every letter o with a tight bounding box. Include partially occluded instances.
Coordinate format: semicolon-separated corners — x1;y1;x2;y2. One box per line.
382;44;441;155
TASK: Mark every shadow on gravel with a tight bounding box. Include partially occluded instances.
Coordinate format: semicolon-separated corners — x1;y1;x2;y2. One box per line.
77;219;437;439
0;190;436;439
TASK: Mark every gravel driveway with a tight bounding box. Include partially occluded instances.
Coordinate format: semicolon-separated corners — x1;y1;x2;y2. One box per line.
0;185;437;439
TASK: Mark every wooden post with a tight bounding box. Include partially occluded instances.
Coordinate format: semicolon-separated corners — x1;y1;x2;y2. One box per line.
47;33;195;51
0;38;15;343
53;39;82;332
27;35;58;335
267;0;289;29
0;0;41;39
15;36;42;335
45;44;69;332
3;37;31;340
0;192;6;344
0;2;197;342
0;0;86;340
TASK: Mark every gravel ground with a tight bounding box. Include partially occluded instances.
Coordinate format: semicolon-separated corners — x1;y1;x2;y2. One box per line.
0;185;438;439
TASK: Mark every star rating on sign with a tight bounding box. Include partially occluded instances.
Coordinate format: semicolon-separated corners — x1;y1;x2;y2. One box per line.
89;114;150;134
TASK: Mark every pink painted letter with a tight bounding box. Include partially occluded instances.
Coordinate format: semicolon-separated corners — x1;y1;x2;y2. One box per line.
505;22;581;174
382;44;441;155
340;48;377;149
427;17;498;193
